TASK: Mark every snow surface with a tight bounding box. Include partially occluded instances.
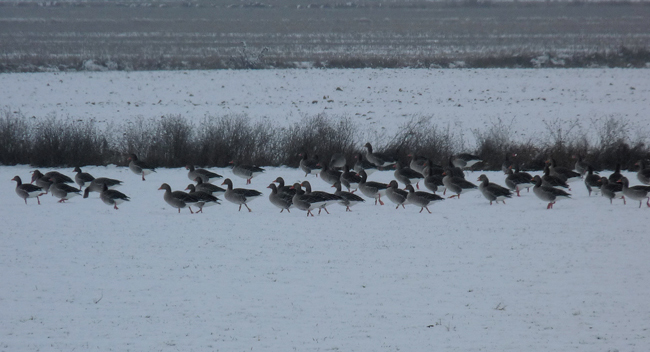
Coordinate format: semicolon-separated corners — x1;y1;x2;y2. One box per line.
2;69;649;146
2;69;650;351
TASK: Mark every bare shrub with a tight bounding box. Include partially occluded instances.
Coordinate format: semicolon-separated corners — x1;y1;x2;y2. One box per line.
0;110;31;165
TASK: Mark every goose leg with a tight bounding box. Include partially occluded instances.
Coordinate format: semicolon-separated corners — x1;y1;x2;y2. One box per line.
244;204;252;212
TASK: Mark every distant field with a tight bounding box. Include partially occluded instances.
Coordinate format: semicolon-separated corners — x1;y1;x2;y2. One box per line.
1;1;649;71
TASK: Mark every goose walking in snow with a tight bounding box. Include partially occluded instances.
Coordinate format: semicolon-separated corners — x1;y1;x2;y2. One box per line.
186;165;222;183
599;177;625;205
618;177;650;208
268;183;293;213
477;174;512;205
230;161;265;185
532;175;571;209
364;142;396;169
12;176;45;205
221;178;263;212
98;183;130;210
358;170;388;205
332;181;366;212
405;184;443;213
128;154;156;181
185;184;221;213
442;168;477;199
386;180;409;209
158;183;199;214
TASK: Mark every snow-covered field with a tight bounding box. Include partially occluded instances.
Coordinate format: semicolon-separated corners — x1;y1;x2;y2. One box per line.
2;69;649;351
2;69;649;145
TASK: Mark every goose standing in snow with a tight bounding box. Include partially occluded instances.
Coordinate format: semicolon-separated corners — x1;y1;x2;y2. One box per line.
73;167;95;189
442;168;477;199
532;175;571;209
318;162;343;186
193;177;226;196
268;183;293;213
12;176;45;205
408;153;427;175
98;183;130;210
50;179;82;203
128;154;156;181
158;183;199;214
301;180;341;214
547;158;581;183
542;164;570;190
584;166;602;197
394;162;424;189
477;174;513;205
329;153;346;169
353;153;378;176
608;163;623;183
364;142;396;169
618;177;650;208
635;160;650;185
230;161;265;185
272;177;296;197
452;153;482;170
299;152;322;177
339;165;361;192
599;177;625;205
186;165;222;183
221;178;263;212
573;155;597;177
332;181;365;212
423;163;445;194
30;170;53;194
358;170;388;205
290;183;327;217
185;184;221;213
505;168;534;197
386;180;409;209
405;184;443;213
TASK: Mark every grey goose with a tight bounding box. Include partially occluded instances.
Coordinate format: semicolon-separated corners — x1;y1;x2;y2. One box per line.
12;176;45;205
230;161;265;185
73;167;95;189
477;174;513;205
442;168;477;199
532;175;571;209
599;177;625;205
98;183;130;210
358;170;388;205
299;152;322;177
186;165;222;183
364;142;396;169
405;184;444;213
332;181;365;212
386;180;409;209
618;177;650;208
158;183;199;214
267;183;293;213
128;154;156;181
185;184;221;213
221;178;263;212
636;160;650;185
452;153;482;170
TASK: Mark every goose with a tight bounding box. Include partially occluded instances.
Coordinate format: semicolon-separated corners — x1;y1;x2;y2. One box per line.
194;177;226;196
32;170;73;184
584;166;602;196
408;153;427;175
50;180;82;203
573;155;598;177
618;177;650;208
513;163;533;193
358;170;388;205
290;183;327;217
505;168;534;197
542;165;570;190
532;175;571;209
353;153;378;176
98;183;130;210
445;156;465;179
29;170;53;194
423;164;445;194
364;142;396;169
299;152;322;177
186;165;222;183
318;162;343;186
83;178;124;198
12;176;45;205
185;184;221;213
452;153;482;170
73;167;95;189
301;180;341;214
332;181;365;212
394;162;424;189
442;168;477;199
272;177;296;197
221;178;263;212
405;184;443;213
548;158;581;183
501;153;514;174
386;180;409;209
635;160;650;185
339;164;361;192
329;153;346;169
267;183;293;213
608;163;623;183
158;183;199;214
230;161;264;185
128;154;156;181
600;177;625;205
477;174;512;205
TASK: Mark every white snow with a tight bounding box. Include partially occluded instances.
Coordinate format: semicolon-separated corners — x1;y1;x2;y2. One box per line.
1;69;650;351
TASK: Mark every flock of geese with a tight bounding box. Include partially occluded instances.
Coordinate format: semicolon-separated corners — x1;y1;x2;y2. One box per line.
11;145;650;215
